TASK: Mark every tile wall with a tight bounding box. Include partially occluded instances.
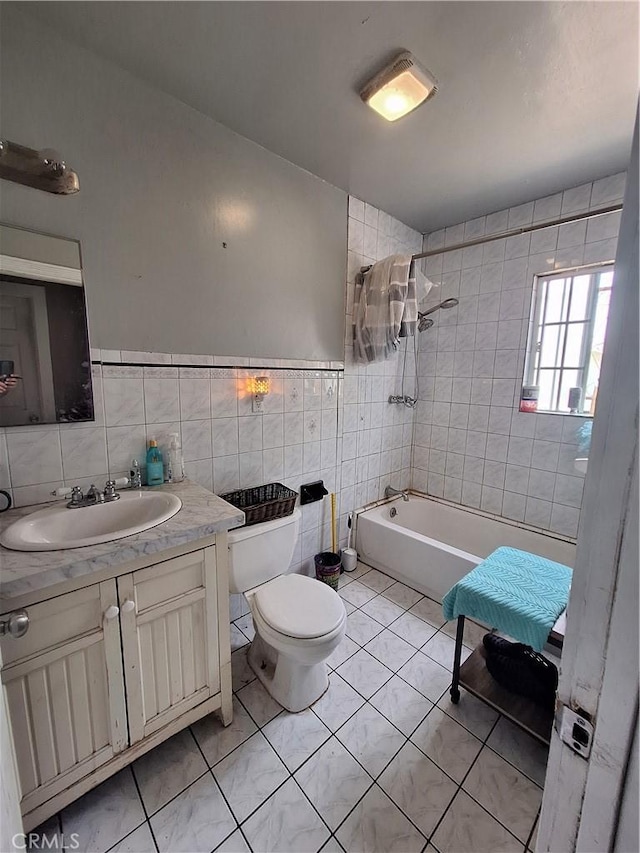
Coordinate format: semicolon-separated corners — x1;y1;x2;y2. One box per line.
337;197;423;546
412;172;626;538
0;360;343;586
0;195;423;587
0;173;623;576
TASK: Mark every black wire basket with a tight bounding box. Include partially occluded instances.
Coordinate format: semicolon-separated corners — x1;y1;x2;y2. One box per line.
220;482;297;527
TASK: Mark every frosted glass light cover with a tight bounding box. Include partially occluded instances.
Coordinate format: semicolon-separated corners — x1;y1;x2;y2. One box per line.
360;52;438;122
367;71;433;121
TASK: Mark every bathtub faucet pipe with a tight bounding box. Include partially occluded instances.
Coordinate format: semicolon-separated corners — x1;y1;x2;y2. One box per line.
385;485;410;502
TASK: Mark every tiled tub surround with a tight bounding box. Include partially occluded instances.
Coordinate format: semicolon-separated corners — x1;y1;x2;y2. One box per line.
35;564;545;853
338;197;424;545
411;172;626;539
355;494;575;605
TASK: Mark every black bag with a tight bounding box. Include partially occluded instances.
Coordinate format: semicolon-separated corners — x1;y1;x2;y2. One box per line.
483;633;558;709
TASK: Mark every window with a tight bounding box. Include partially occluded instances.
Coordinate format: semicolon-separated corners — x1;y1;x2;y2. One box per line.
523;264;613;415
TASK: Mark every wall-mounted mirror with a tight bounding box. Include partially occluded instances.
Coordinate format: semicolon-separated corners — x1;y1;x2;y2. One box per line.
0;224;93;426
521;262;614;416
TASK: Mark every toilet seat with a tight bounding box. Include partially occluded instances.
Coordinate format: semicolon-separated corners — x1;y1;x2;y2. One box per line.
254;574;345;639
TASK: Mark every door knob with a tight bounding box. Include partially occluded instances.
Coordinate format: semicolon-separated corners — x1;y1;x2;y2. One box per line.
104;605;120;621
0;609;29;638
121;599;136;614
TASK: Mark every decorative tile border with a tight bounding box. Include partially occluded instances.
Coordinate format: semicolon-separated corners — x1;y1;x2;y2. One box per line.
91;348;344;372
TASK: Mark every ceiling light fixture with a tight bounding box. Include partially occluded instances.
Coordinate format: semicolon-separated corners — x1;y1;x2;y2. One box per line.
360;51;438;122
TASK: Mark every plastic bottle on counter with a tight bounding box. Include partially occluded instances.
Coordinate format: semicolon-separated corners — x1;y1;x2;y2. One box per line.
167;433;185;483
146;439;164;486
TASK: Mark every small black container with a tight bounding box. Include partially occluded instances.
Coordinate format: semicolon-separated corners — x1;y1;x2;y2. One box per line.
314;552;341;590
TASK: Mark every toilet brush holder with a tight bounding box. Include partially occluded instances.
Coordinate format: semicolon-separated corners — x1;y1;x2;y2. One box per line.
341;548;358;572
314;551;341;590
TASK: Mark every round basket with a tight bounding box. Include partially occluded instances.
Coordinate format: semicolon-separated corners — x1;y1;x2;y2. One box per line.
314;551;341;591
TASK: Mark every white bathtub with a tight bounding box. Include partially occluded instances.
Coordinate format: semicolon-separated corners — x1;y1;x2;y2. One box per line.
355;494;575;603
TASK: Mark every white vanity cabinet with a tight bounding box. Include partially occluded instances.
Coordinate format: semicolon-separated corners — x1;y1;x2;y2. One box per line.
0;539;232;831
118;548;221;743
0;581;127;818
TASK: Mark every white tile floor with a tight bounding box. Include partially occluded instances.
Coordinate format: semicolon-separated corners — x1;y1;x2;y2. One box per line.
35;564;547;853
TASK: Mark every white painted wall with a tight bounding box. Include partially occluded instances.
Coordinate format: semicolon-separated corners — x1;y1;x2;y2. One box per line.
0;8;346;361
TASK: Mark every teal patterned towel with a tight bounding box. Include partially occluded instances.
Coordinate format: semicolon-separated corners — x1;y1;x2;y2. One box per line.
442;546;572;651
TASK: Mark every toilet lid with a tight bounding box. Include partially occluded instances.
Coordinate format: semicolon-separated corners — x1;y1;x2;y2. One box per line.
254;574;345;639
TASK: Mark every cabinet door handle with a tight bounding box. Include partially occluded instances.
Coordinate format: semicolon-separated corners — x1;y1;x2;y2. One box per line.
104;605;120;621
0;609;29;638
121;599;136;614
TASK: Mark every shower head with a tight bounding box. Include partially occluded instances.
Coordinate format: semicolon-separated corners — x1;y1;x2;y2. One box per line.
417;315;435;332
417;297;459;331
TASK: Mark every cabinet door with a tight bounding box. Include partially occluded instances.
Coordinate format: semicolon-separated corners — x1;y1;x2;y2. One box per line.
0;581;127;815
118;547;219;743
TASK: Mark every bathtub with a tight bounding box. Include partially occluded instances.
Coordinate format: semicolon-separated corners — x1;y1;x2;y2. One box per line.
355;494;575;604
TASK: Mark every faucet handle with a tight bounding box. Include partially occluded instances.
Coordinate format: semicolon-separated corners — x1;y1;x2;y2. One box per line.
51;486;73;498
68;486;84;507
103;480;120;501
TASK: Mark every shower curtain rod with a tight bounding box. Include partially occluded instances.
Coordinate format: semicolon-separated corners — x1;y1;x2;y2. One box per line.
411;202;623;261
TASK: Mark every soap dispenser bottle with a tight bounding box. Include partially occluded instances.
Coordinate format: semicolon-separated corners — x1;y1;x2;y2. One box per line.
167;433;185;483
130;459;142;489
146;439;164;486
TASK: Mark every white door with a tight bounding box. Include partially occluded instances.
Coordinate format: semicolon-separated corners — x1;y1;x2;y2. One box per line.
118;547;220;744
0;582;128;822
0;280;56;425
537;110;639;851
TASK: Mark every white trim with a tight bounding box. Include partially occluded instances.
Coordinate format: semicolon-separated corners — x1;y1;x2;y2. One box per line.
90;348;345;371
577;459;638;850
524;262;613;415
538;109;639;852
0;255;83;286
614;716;639;852
0;645;23;850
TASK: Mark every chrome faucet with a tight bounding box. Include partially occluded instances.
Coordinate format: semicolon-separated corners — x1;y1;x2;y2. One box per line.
85;484;105;504
385;485;410;502
53;480;122;509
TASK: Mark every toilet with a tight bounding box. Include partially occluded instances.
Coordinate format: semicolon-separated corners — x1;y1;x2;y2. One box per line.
227;507;346;712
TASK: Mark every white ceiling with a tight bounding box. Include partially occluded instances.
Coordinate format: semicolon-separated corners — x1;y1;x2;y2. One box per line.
22;1;639;232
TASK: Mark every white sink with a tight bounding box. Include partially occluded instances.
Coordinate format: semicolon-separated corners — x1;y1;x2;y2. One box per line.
0;490;182;552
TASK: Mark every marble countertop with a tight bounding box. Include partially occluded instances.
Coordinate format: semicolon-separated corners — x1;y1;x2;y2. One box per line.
0;480;244;604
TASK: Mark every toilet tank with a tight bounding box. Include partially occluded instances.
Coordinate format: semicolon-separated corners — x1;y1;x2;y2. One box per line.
227;508;301;594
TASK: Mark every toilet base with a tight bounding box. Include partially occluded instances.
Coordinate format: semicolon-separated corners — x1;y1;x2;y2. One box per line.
248;633;330;713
